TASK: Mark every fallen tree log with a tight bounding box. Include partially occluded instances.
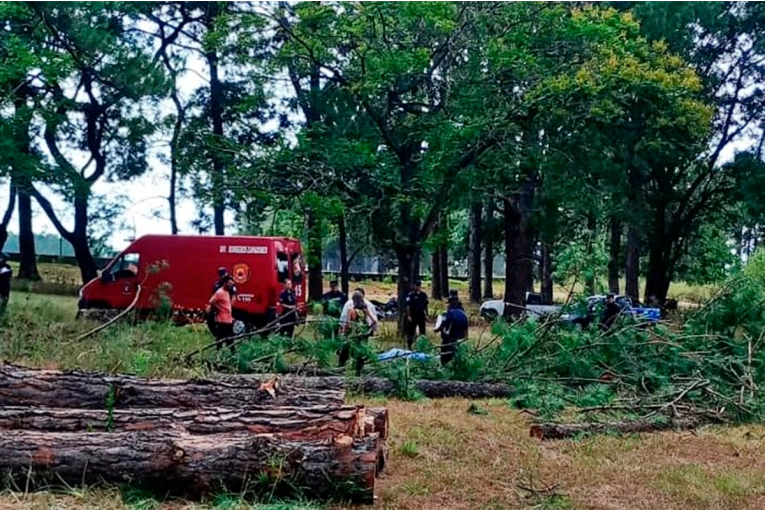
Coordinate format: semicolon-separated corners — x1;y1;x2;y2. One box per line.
245;375;514;399
0;429;378;503
0;365;344;408
0;405;389;439
529;416;709;440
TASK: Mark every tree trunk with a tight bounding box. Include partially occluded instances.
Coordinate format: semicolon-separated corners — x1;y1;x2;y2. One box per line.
608;217;621;294
644;237;672;304
529;416;706;441
0;405;388;440
343;377;514;399
503;186;534;318
468;202;483;303
17;183;40;280
206;10;226;236
0;429;378;503
540;242;553;305
625;223;640;303
431;248;442;300
168;91;184;235
307;211;323;301
0;365;345;409
338;213;350;297
222;373;513;400
439;245;449;296
483;200;494;299
585;214;597;296
0;183;16;252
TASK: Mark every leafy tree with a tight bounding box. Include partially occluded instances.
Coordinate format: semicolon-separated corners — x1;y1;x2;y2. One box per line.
24;2;167;282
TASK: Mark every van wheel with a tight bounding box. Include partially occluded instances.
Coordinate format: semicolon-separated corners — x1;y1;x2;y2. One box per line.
232;319;248;336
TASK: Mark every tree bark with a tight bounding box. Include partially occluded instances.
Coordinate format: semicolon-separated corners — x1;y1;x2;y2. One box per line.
625;223;640;303
540;242;553;305
468;201;483;303
307;211;324;301
529;416;706;440
0;429;378;503
585;214;597;296
644;238;673;304
338;213;350;297
439;244;449;296
205;5;226;236
16;182;40;280
608;217;621;294
483;200;494;299
0;365;344;409
320;376;513;399
431;248;442;300
503;182;534;319
72;194;98;283
0;405;388;440
0;183;16;253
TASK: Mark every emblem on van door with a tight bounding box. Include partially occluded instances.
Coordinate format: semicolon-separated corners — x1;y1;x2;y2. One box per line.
232;263;251;284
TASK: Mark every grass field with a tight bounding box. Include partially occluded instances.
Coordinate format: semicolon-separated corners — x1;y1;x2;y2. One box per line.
1;292;762;510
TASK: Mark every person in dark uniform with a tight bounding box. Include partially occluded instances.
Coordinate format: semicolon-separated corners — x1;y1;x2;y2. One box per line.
279;279;298;337
600;294;621;331
405;280;429;349
321;280;347;316
0;254;11;317
436;295;469;365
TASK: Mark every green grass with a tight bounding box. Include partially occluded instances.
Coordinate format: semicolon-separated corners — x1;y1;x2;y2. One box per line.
0;292;212;378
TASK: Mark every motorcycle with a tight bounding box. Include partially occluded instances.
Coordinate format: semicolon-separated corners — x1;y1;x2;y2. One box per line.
370;297;398;320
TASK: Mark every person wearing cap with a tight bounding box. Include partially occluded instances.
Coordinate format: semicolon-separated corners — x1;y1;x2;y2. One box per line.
600;293;621;331
206;275;235;350
321;280;347;316
405;280;429;349
339;287;378;333
435;294;469;365
0;254;11;317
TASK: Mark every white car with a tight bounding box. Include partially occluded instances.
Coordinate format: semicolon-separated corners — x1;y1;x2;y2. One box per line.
479;294;561;321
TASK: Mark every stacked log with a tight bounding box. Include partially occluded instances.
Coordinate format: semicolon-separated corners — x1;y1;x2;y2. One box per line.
0;364;388;504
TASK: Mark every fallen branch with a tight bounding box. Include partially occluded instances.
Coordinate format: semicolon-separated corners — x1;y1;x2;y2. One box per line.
529;415;712;440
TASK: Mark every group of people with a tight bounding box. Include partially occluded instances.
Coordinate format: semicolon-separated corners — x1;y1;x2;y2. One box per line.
321;278;469;368
404;281;469;365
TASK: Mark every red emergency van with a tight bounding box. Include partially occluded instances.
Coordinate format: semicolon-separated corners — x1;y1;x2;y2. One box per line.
77;235;307;332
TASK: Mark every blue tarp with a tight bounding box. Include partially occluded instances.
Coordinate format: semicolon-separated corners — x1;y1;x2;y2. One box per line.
376;348;434;362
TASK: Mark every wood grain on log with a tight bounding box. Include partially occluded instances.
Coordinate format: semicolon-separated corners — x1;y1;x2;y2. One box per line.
529;416;706;440
0;365;344;408
0;430;377;503
0;405;388;439
263;375;514;399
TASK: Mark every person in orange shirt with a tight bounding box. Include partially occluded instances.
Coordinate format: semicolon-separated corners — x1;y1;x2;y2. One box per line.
207;276;235;350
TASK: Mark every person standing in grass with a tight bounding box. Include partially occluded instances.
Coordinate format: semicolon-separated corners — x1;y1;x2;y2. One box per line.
338;291;378;375
207;276;235;350
405;280;429;349
279;279;298;338
436;295;469;365
0;254;11;317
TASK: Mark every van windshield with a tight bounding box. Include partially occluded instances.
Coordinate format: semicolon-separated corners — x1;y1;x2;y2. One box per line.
109;253;140;280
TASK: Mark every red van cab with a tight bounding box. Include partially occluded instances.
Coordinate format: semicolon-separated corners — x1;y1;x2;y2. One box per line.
77;235;307;332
